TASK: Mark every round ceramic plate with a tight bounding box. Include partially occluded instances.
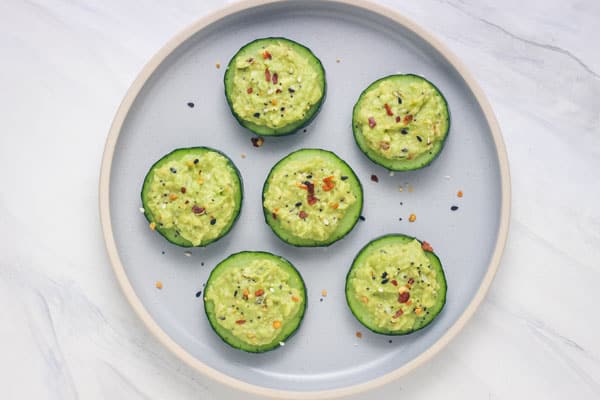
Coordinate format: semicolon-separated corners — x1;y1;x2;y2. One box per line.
99;0;510;398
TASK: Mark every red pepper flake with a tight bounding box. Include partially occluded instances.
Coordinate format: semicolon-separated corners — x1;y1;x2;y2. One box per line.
403;114;413;124
181;187;187;194
304;181;319;205
299;211;308;219
235;319;246;325
370;174;379;183
272;212;277;220
457;190;463;198
262;50;272;60
251;137;264;147
408;278;415;285
379;141;390;150
275;88;282;94
255;289;265;297
384;103;393;116
393;309;404;318
355;331;363;338
265;68;271;82
395;116;401;123
247;87;253;94
398;291;410;303
391;279;398;286
272;73;278;84
368;117;376;128
421;241;433;252
192;205;205;215
322;176;335;191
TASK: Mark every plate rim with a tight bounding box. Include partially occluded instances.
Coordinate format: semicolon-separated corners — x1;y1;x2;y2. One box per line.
98;0;511;398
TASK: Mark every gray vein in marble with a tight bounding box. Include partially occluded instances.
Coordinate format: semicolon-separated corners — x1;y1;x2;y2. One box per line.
27;291;79;400
527;320;600;396
440;0;600;79
485;299;600;392
102;362;153;400
512;219;597;274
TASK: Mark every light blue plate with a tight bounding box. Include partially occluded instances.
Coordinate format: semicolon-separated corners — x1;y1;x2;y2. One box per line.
101;0;510;395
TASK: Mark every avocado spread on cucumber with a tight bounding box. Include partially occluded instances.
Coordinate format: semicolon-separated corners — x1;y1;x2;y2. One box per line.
262;149;363;247
141;147;242;247
204;251;306;352
353;74;450;170
224;37;326;136
346;234;447;335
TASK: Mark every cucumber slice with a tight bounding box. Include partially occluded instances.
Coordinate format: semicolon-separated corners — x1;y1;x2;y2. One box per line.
203;251;307;353
141;147;243;247
352;74;450;171
262;149;363;247
224;37;326;136
345;234;447;335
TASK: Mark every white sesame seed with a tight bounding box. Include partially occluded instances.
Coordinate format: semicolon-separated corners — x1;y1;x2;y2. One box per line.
184;251;192;257
279;342;285;347
139;207;145;213
389;171;395;177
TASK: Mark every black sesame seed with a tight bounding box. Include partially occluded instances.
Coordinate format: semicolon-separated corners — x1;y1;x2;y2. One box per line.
381;279;389;284
161;251;165;255
397;97;402;104
451;205;459;211
389;339;393;343
359;215;366;221
307;175;313;179
194;159;199;164
401;128;408;135
170;167;177;173
210;218;217;225
187;102;195;108
195;291;202;298
320;298;323;302
295;202;302;207
201;262;205;266
402;148;409;153
341;176;348;180
234;290;238;297
416;136;423;142
253;112;260;118
288;88;295;93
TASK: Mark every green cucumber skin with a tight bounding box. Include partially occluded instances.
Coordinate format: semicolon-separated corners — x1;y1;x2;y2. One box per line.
262;148;364;247
203;251;307;353
352;74;451;171
141;147;243;248
224;37;327;136
345;234;447;336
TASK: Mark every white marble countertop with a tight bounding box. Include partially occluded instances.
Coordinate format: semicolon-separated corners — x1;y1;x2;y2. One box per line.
1;0;599;398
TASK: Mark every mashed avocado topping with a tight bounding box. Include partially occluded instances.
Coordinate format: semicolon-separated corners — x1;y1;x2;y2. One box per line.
263;157;357;241
355;77;449;160
205;258;304;346
145;151;239;246
230;41;323;129
349;239;441;331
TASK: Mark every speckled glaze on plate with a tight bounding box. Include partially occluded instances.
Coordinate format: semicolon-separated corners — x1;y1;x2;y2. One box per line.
99;0;510;398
